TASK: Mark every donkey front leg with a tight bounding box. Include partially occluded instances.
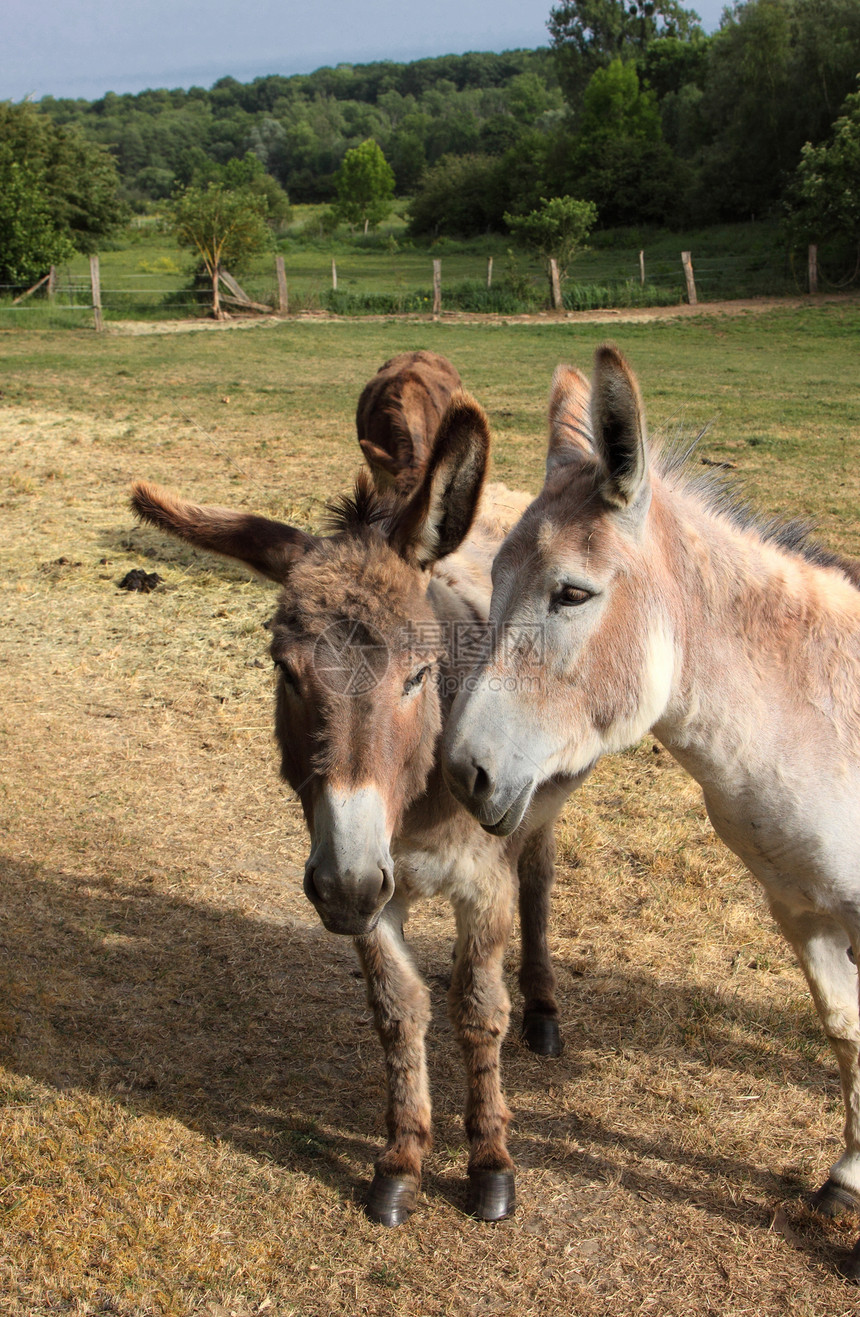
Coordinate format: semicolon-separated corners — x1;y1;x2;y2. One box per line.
769;900;860;1278
354;904;432;1226
517;824;563;1057
450;889;516;1220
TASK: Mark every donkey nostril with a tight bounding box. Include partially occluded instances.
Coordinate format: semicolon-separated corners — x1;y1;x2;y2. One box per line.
303;866;321;906
379;865;395;906
472;764;493;800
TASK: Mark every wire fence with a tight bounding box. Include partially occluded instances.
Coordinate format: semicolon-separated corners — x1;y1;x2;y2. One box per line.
0;244;820;326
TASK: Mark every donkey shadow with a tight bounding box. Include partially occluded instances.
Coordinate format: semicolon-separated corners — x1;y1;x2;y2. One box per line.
0;852;841;1236
0;854;381;1207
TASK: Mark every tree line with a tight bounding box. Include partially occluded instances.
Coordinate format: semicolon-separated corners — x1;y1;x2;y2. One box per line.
30;0;860;234
37;49;561;206
1;0;859;292
409;0;860;237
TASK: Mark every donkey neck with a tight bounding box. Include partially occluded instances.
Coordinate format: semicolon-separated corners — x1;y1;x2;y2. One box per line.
651;476;860;791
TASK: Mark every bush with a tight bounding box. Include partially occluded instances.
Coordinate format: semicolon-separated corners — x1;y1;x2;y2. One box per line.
408;155;508;237
319;277;679;315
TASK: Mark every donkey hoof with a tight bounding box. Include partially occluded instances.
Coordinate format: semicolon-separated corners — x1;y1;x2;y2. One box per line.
467;1169;516;1221
365;1172;418;1227
522;1009;563;1057
811;1178;859;1219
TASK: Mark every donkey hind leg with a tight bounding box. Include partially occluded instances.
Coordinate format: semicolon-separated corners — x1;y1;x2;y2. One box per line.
769;900;860;1268
354;902;432;1226
449;889;516;1220
517;824;562;1057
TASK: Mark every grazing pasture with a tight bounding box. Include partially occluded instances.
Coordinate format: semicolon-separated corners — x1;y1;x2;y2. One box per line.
1;304;859;1315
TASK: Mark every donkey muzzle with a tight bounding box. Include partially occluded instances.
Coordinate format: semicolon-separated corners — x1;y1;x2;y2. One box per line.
442;680;548;835
304;859;395;935
306;785;396;935
442;725;536;837
443;758;534;836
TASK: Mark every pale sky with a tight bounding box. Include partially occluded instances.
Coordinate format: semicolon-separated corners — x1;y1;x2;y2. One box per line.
4;0;728;103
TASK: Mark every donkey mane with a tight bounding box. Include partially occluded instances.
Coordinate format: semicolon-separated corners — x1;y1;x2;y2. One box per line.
654;433;860;591
322;470;396;537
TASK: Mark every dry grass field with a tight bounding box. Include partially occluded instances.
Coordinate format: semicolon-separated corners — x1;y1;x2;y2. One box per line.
1;303;860;1316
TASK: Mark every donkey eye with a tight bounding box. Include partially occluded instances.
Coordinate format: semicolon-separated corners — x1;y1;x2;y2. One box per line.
403;665;430;696
553;585;593;608
274;659;299;691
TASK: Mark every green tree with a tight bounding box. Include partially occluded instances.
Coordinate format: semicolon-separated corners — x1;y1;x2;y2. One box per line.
690;0;860;223
408;154;508;237
0;152;74;286
47;124;128;252
785;82;860;250
169;184;271;317
504;195;597;303
551;61;685;226
548;0;702;105
389;129;428;192
189;150;291;224
334;138;395;232
579;57;662;139
0;101;125;284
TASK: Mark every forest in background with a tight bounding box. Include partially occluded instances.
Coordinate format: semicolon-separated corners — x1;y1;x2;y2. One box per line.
31;0;860;234
1;0;858;316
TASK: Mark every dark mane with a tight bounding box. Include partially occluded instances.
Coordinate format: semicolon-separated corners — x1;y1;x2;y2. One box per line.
323;470;397;536
656;433;860;591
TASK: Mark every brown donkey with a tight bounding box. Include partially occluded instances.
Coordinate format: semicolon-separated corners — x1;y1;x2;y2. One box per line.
444;345;860;1277
131;392;570;1226
356;350;462;494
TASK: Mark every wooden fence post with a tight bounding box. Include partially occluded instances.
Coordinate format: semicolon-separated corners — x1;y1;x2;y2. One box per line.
276;255;288;313
48;265;57;300
549;258;563;311
681;250;697;305
487;256;493;290
218;269;271;313
639;250;645;286
12;272;50;305
331;259;337;292
89;254;103;331
432;259;441;316
808;244;819;295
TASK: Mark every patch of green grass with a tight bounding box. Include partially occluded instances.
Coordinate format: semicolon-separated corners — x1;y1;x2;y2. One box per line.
0;302;857;546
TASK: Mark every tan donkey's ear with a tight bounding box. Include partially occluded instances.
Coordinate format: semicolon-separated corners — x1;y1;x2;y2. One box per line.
589;344;649;508
387;390;490;568
130;481;318;583
546;364;594;478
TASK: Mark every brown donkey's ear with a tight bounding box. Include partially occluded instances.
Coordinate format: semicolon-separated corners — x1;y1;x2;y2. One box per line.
589;344;649;508
130;481;318;583
358;439;401;485
546;364;594;478
387;390;489;568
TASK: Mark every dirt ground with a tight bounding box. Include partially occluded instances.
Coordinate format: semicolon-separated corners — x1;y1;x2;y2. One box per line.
2;311;860;1315
105;290;860;335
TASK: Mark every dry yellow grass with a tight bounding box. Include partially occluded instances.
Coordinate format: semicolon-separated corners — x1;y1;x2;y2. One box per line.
2;310;860;1316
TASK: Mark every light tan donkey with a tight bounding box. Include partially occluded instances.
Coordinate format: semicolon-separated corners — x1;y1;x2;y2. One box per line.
445;344;860;1278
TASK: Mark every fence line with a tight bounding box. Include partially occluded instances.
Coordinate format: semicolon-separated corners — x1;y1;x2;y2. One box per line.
0;245;821;323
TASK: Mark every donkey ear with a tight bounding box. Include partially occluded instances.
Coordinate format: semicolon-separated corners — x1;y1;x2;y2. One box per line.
546;364;594;478
387;390;489;567
130;481;317;583
358;438;401;485
590;344;649;508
